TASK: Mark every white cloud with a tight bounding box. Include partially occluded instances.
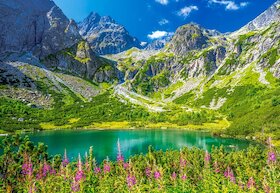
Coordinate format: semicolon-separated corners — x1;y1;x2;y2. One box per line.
147;31;174;39
148;31;168;39
155;0;169;5
209;0;249;10
177;6;198;18
240;2;249;7
159;19;169;25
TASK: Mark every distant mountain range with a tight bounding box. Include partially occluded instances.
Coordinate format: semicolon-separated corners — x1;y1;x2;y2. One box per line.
0;0;279;138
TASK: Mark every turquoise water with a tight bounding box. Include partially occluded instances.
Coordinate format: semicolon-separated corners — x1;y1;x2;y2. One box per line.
21;129;256;163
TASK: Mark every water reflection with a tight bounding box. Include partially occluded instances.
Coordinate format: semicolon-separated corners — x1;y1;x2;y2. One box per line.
24;129;255;162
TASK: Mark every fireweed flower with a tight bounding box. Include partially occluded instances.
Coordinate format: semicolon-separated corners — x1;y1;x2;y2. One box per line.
181;174;187;181
171;172;177;180
180;158;186;168
268;151;277;164
50;168;56;175
154;171;161;180
145;167;151;178
42;161;51;177
94;167;101;174
71;177;80;192
204;151;211;165
123;162;129;169
247;177;255;190
224;167;236;184
22;157;33;177
117;138;124;163
117;154;124;163
103;163;111;173
126;175;136;188
36;172;43;180
75;154;85;182
62;149;69;167
75;170;85;182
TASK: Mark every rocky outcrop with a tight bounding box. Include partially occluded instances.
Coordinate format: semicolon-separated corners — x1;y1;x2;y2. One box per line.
0;0;81;58
169;24;212;55
43;41;120;83
78;12;141;55
145;34;173;51
114;1;280;95
237;0;280;33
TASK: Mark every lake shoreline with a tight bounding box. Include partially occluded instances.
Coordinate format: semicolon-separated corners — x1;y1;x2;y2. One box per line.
1;120;271;148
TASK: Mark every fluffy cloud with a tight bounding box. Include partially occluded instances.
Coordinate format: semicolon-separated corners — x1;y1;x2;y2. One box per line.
147;31;173;39
209;0;249;10
177;6;198;18
159;19;169;25
155;0;169;5
148;31;168;39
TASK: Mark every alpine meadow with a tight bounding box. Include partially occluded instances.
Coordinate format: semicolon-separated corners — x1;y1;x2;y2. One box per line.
0;0;279;192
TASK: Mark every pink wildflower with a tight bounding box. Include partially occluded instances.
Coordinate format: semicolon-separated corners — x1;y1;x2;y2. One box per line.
22;157;33;177
154;171;161;179
247;177;255;190
224;167;236;184
62;149;69;167
171;172;177;180
126;175;136;188
94;167;101;174
103;163;111;173
145;167;151;177
123;162;129;169
117;138;124;162
268;151;276;164
204;151;211;165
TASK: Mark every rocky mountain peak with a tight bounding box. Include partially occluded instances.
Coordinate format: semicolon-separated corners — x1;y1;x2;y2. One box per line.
169;23;210;55
86;12;101;23
78;12;141;55
100;16;115;23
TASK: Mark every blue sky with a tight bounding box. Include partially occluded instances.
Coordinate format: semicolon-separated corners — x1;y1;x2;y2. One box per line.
53;0;277;42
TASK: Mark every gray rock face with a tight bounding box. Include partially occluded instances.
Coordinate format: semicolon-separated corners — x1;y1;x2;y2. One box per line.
145;35;173;51
43;41;121;83
241;0;280;32
0;0;81;58
169;24;211;55
78;12;141;55
117;0;280;95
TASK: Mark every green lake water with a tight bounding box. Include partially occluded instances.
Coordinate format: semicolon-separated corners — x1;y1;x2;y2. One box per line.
19;129;257;163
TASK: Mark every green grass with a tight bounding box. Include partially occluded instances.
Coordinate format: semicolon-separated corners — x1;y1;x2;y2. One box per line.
236;31;256;46
163;81;183;98
261;47;279;67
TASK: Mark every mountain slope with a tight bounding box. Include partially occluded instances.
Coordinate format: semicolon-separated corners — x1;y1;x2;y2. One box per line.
78;12;141;55
234;0;280;34
109;2;280;141
0;0;123;132
0;0;81;58
0;0;279;145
